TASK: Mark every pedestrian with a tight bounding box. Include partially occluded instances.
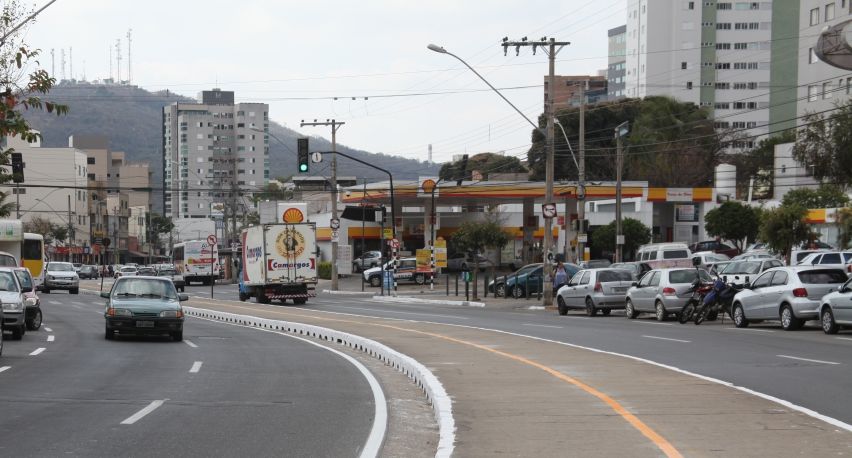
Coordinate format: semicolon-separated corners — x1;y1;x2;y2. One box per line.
554;261;568;291
107;265;114;277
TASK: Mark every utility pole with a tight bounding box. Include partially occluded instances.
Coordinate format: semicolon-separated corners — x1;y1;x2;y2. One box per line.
577;82;586;264
501;37;569;307
300;119;345;291
67;195;73;262
113;206;119;266
614;121;629;263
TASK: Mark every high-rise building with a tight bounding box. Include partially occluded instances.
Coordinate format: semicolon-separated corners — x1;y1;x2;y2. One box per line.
162;89;269;220
625;0;783;150
607;25;627;99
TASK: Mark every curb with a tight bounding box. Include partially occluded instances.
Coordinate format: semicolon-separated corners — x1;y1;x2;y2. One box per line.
182;305;456;458
322;289;374;296
371;295;486;308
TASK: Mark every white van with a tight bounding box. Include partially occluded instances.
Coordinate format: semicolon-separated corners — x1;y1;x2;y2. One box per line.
636;243;693;269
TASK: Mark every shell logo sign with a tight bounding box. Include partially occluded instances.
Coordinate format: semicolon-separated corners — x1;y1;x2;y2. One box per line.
282;207;305;223
419;176;439;198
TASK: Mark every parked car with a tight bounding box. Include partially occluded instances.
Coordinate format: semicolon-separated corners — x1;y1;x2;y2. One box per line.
352;250;383;272
691;251;731;269
78;265;100;279
798;251;852;275
579;259;612;269
789;249;827;266
446;253;494;272
43;262;80;294
708;261;732;275
0;267;28;339
635;243;693;269
731;251;777;261
14;268;41;331
102;276;189;341
115;266;138;279
731;266;849;330
488;263;581;298
556;268;634;316
363;258;432;287
157;267;186;292
689;240;739;258
626;267;713;321
609;262;652;280
818;276;852;334
718;259;784;285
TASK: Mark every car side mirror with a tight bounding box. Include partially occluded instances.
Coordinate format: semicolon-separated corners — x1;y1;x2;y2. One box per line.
631;281;638;287
744;282;751;289
179;293;189;302
100;291;110;298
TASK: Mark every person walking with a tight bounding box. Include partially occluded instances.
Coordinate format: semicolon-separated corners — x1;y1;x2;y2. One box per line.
554;261;568;292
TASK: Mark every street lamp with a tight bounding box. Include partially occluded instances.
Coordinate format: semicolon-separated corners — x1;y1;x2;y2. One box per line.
614;121;629;263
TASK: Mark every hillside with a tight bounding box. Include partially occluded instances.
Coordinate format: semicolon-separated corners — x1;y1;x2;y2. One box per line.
24;82;439;211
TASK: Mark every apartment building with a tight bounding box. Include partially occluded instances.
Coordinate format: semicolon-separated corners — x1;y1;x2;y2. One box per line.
798;1;852;122
608;25;627;99
625;0;783;150
544;75;608;113
162;89;269;220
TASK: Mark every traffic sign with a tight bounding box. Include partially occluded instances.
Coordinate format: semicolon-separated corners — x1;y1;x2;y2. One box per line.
331;229;339;243
311;151;323;163
578;233;588;244
207;234;217;246
103;237;111;247
542;203;557;219
330;217;340;230
390;238;400;249
616;235;625;245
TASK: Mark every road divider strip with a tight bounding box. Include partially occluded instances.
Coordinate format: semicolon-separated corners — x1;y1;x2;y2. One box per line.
642;335;691;343
183;306;455;458
777;354;840;365
29;347;45;356
0;366;10;373
189;361;203;373
47;335;54;342
121;400;165;425
322;289;374;296
184;340;198;348
44;327;52;332
371;295;484;308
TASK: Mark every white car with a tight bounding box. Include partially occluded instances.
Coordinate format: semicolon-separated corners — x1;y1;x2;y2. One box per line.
446;253;494;272
718;259;784;286
115;266;138;279
818;276;852;334
798;251;852;275
43;261;80;294
691;251;730;269
0;267;27;339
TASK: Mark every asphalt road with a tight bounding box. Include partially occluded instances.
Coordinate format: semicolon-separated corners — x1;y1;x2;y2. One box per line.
0;289;377;457
172;281;852;428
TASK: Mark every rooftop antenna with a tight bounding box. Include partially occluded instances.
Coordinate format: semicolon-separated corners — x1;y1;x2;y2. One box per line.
109;44;112;81
126;28;132;83
60;48;65;80
50;48;54;76
69;46;72;80
115;38;122;82
82;59;86;81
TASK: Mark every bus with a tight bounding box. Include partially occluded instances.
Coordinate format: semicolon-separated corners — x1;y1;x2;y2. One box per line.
172;240;219;286
0;220;45;288
22;233;45;288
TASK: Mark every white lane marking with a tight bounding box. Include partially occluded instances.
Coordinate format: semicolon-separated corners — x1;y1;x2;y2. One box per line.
191;316;388;458
47;335;55;342
836;337;852;341
72;301;87;306
189;361;203;373
343;306;469;320
522;323;563;329
0;366;10;373
29;347;46;356
184;339;198;348
777;355;840;365
44;327;53;332
632;320;674;326
725;327;775;333
120;400;166;425
642;335;691;343
48;300;61;305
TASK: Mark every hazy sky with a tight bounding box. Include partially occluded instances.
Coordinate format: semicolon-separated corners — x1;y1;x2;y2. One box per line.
27;0;625;164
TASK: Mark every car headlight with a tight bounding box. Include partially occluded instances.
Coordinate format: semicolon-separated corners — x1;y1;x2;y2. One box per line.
107;308;132;317
25;297;37;307
159;310;184;318
2;301;23;312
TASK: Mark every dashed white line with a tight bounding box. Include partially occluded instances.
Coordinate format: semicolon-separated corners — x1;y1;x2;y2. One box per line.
120;400;165;425
0;366;10;373
184;339;198;348
29;347;46;356
48;300;61;305
777;355;840;365
836;337;852;341
44;327;53;332
632;320;674;326
189;361;203;373
47;335;55;342
72;301;88;307
725;327;775;333
642;335;691;343
522;323;563;329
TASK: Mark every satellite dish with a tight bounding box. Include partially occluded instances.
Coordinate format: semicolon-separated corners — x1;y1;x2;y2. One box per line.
816;19;852;70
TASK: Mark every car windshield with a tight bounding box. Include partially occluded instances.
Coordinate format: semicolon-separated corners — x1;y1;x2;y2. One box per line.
598;270;633;282
121;267;136;272
515;264;540;275
797;269;848;284
0;271;19;292
14;270;32;289
721;261;761;274
668;269;711;284
112;278;177;299
47;262;74;271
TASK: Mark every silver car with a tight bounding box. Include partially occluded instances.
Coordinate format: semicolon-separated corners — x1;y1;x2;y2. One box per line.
43;262;80;294
818;276;852;334
718;259;784;286
626;268;712;321
556;268;634;316
731;266;848;330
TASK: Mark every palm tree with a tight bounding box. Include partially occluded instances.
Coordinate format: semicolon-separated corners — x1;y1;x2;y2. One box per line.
0;191;16;217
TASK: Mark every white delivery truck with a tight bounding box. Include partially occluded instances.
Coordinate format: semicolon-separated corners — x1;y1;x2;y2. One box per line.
239;223;317;305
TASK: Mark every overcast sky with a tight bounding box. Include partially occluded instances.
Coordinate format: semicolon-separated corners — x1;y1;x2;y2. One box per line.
27;0;626;164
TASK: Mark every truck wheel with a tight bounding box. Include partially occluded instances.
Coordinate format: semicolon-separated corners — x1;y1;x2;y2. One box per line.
414;274;426;285
257;290;271;304
238;291;249;302
369;276;381;287
293;298;307;305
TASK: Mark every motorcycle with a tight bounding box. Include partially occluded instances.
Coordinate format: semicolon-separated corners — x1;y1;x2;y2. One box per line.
692;276;743;325
678;276;714;324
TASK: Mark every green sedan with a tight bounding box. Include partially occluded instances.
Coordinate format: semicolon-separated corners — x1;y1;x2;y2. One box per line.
102;276;189;341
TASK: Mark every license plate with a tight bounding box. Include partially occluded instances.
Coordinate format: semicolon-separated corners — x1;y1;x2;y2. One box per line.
613;287;627;293
136;321;155;328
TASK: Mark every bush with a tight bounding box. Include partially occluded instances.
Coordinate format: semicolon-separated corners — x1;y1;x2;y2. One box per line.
318;261;332;280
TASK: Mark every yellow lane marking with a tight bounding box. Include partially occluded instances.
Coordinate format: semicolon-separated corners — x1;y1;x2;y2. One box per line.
188;297;682;458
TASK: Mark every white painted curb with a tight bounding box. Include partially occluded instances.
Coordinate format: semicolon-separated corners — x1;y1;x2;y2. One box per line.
183;306;456;457
371;295;485;308
322;289;374;296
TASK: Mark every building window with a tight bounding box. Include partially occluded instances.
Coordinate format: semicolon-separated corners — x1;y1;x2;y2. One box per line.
716;43;730;50
826;2;836;21
687;1;695;9
808;85;820;101
686;81;693;89
824;82;833;98
717;2;732;9
811;7;820;25
716;23;731;30
87;157;95;164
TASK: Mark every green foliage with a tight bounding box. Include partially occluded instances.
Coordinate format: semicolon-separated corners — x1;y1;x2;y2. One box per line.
724;130;794;199
781;184;850;209
252;182;293;204
760;205;815;263
837;208;852;249
438;152;527;182
149;213;174;246
704;201;761;252
450;218;510;299
590;218;651;259
318;261;332;280
50;224;69;243
793;99;852;188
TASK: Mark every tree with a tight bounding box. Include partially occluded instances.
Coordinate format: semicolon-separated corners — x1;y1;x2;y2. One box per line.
704;201;761;252
590;218;650;260
50;224;68;243
23;216;54;241
793;99;852;187
781;184;849;209
450;218;510;300
252;182;294;204
149;213;175;249
837;208;852;249
760;205;815;263
439;152;527;183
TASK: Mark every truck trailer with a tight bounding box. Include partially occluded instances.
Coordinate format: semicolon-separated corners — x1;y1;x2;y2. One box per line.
239;223;317;304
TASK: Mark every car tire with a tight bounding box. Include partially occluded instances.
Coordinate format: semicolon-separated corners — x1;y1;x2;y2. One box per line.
655;301;667;322
179;287;185;292
732;303;749;328
512;286;524;299
585;297;597;317
104;327;114;340
625;299;638;319
11;326;23;340
26;309;42;331
70;288;79;295
293;298;307;305
414;274;426;285
172;331;183;342
557;296;568;316
601;308;611;316
780;304;803;331
495;283;506;298
821;307;839;334
370;276;382;287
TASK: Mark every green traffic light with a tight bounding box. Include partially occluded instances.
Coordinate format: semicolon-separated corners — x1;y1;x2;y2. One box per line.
299;163;308;172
